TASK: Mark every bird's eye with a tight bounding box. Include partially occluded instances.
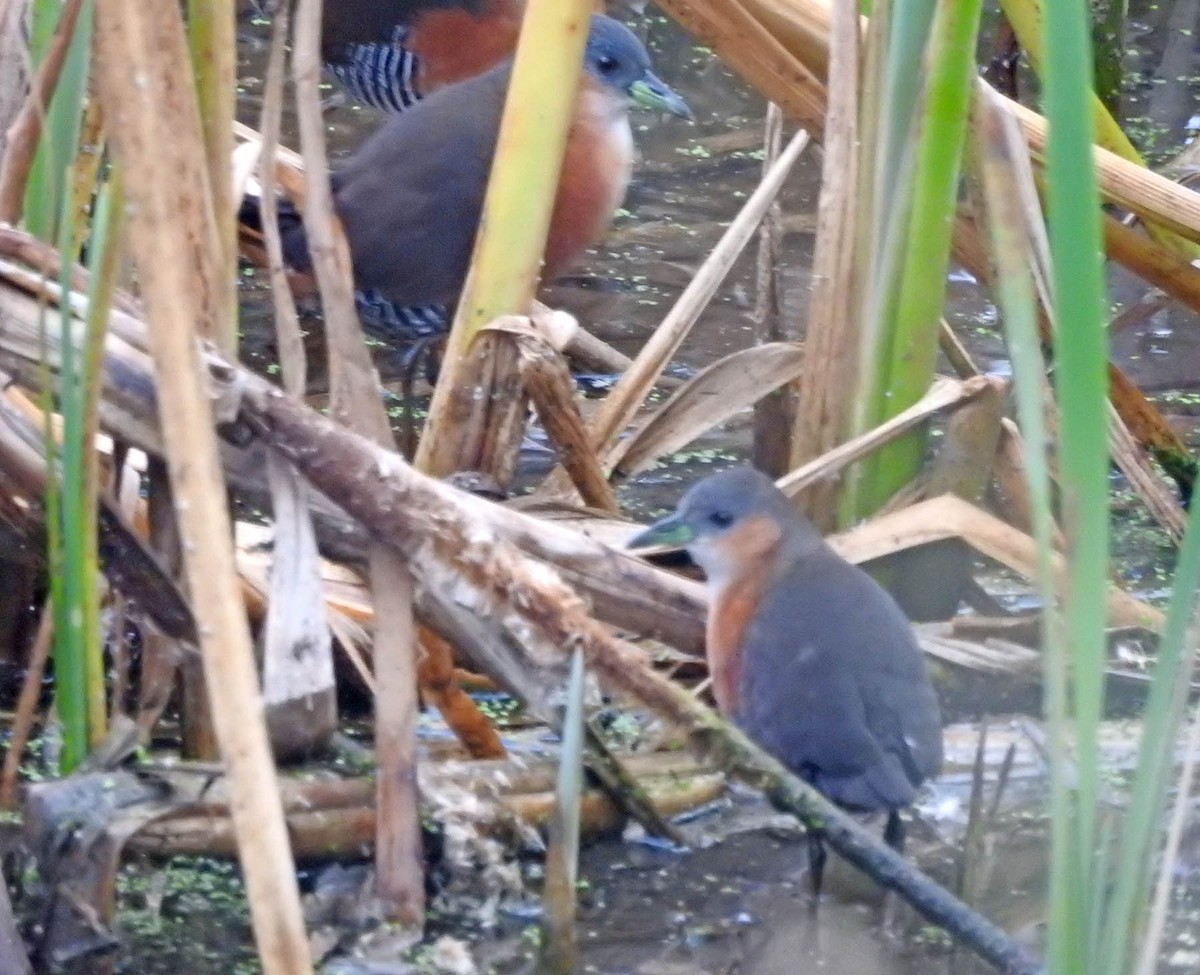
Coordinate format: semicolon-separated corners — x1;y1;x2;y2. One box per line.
708;510;733;529
596;54;619;73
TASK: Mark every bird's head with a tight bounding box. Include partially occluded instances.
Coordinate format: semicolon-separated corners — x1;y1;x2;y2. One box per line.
583;15;692;120
626;466;824;583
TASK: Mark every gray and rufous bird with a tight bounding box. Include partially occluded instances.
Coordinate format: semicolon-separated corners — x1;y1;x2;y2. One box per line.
627;466;943;899
239;14;690;338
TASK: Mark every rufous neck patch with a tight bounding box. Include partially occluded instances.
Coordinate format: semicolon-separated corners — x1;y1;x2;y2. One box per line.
704;515;783;718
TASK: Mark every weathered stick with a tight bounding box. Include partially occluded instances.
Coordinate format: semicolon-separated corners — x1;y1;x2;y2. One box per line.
293;0;424;923
0;602;51;810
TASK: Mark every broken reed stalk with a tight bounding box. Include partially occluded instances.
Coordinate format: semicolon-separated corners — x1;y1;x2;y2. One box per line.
416;0;594;482
831;495;1161;632
548;126;811;495
256;0;338;766
789;0;858;528
487;315;620;512
1107;402;1186;541
751;103;794;477
1102;213;1200;315
231;376;1040;975
0;272;713;653
140;750;716;816
0;0;86;224
777;376;987;497
0;225;140;314
91;0;313;971
0;384;197;646
292;0;424;927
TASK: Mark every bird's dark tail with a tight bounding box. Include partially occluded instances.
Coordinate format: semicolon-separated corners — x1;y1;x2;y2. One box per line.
237;192;312;273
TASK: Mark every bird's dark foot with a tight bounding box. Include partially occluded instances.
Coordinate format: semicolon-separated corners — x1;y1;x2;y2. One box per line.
883;809;906;855
806;828;827;907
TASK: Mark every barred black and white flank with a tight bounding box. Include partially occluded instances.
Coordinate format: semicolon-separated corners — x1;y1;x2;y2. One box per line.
325;25;422;114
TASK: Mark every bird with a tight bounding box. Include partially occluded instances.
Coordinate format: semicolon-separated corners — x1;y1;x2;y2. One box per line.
320;0;522;115
239;15;689;353
626;466;943;900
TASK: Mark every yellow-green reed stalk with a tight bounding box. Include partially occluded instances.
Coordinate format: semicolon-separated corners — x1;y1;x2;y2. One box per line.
24;0;94;244
37;306;74;770
984;37;1200;967
187;0;238;356
1040;0;1110;969
25;0;102;770
416;0;593;468
977;102;1078;970
838;0;928;528
844;0;983;518
48;185;91;770
78;169;125;741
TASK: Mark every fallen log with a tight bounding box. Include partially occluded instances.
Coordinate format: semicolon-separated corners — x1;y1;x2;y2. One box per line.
127;775;727;860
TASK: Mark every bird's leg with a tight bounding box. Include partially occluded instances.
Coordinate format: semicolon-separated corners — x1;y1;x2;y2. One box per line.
806;827;827;906
396;337;434;459
880;810;907;936
421;333;447;387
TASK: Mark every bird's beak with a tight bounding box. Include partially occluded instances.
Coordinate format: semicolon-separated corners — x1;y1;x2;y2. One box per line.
630;72;693;120
626;514;696;551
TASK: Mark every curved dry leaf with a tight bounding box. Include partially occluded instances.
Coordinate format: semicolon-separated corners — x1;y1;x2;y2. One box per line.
610;341;805;478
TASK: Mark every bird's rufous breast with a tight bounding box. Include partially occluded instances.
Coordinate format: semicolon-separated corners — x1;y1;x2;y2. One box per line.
542;80;634;281
705;514;783;719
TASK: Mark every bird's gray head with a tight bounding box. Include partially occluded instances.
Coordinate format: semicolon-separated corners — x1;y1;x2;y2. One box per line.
626;466;826;577
584;15;692;119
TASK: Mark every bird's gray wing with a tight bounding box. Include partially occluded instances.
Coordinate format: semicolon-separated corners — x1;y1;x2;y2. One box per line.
327;63;509;305
734;553;941;810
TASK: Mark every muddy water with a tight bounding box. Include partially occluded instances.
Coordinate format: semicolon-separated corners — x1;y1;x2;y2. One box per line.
220;1;1200;973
